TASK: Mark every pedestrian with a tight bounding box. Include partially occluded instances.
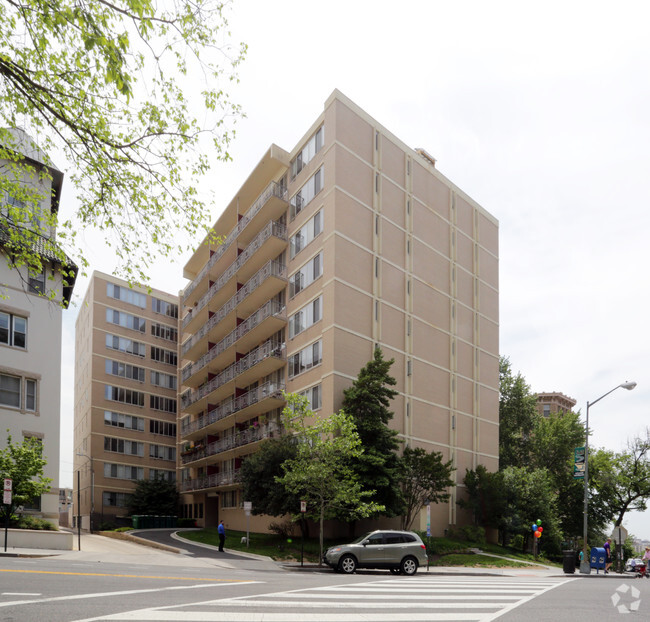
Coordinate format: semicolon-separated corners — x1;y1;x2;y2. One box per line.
604;538;613;573
218;520;225;552
643;546;650;564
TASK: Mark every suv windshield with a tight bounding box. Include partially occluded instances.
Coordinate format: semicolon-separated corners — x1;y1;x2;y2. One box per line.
351;532;373;544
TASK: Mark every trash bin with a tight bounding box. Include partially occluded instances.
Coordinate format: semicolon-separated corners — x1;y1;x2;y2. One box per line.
132;515;140;529
563;550;576;574
590;547;607;573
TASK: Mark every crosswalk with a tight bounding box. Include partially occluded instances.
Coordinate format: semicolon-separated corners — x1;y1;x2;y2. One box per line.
74;575;573;622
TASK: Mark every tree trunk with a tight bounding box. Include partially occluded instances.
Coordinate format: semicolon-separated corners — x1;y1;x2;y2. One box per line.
319;502;325;567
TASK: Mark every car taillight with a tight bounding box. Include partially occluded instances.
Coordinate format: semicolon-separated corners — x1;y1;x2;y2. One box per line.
420;544;426;549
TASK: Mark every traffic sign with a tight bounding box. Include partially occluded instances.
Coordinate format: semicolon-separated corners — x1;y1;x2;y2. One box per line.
3;479;11;491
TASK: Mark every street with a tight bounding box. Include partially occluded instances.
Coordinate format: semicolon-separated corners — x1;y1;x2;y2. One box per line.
2;533;650;621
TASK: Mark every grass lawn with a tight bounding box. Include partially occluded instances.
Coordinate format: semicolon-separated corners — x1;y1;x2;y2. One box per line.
176;529;558;568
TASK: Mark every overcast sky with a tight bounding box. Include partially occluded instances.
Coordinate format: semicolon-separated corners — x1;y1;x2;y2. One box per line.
58;0;650;539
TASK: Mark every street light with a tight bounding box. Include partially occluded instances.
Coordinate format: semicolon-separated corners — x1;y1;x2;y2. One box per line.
580;380;636;574
76;451;94;534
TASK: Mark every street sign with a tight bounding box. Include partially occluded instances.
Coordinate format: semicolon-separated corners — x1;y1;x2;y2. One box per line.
573;448;586;478
243;501;252;516
300;501;307;513
612;525;628;543
574;447;585;463
573;463;585;479
2;491;10;505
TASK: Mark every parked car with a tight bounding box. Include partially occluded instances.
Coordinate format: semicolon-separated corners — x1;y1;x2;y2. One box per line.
322;530;428;575
625;558;644;572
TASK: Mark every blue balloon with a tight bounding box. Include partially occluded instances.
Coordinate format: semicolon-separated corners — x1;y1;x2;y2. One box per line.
532;524;538;531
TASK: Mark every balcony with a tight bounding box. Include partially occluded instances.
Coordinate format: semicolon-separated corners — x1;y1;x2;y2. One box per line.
180;380;285;441
181;260;287;362
182;220;287;336
182;180;288;308
180;299;286;395
180;422;280;466
180;469;240;493
181;338;285;406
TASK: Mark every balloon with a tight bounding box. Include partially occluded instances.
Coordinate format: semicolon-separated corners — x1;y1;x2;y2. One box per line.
536;519;542;526
535;531;541;538
538;527;543;533
532;524;538;531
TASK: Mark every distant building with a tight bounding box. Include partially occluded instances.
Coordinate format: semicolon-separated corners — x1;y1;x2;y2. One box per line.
73;272;179;529
0;128;77;526
536;392;577;417
177;90;500;535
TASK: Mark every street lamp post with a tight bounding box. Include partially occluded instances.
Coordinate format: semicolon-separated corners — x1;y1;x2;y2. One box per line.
579;381;636;574
76;452;94;534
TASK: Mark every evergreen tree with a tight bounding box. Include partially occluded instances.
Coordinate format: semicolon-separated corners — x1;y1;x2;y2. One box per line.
342;348;403;517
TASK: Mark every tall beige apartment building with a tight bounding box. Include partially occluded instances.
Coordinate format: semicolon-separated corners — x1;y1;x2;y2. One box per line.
179;90;499;534
73;272;179;529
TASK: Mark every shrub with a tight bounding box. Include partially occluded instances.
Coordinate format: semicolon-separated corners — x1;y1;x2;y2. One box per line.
448;525;486;545
510;534;524;551
268;519;295;539
177;518;197;528
12;515;57;530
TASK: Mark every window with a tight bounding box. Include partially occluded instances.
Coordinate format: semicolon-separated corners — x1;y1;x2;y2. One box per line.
106;283;146;308
289;253;322;298
149;469;176;482
151;346;177;366
105;359;145;382
290;167;323;220
103;491;132;507
106;308;145;332
150;420;177;437
290;126;324;179
290;210;322;258
104;385;145;407
289;296;322;339
299;384;321;410
104;437;144;456
104;463;143;480
28;269;45;294
106;334;146;357
0;311;27;348
150;395;177;413
0;373;37;411
149;444;176;461
288;340;322;378
152;297;179;319
151;322;178;342
221;490;238;508
104;410;144;431
150;370;177;390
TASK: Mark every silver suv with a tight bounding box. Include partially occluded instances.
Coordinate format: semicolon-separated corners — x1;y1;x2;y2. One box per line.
323;530;428;575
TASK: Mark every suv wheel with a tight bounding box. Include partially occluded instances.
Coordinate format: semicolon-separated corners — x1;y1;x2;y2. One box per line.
338;554;357;574
400;556;418;576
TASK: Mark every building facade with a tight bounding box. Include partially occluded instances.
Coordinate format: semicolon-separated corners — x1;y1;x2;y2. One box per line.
178;91;500;534
0;129;76;526
536;392;577;417
73;272;179;529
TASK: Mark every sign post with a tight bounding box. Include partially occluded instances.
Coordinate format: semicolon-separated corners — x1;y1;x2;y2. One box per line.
300;501;307;567
243;501;252;549
3;479;12;552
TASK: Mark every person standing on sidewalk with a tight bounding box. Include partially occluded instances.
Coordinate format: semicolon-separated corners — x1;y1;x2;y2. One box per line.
218;520;225;552
604;538;613;573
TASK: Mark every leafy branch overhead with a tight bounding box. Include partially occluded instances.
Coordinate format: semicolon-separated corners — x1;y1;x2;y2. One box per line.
0;0;246;286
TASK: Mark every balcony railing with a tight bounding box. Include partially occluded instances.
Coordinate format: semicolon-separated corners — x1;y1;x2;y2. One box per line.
180;422;280;465
182;220;287;330
181;260;286;358
180;299;285;386
180;468;241;492
182;180;288;305
181;338;284;409
180;381;285;436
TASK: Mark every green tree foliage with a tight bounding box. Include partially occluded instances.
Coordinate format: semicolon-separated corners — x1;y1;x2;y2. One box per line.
397;447;454;530
0;433;51;522
342;348;403;516
459;464;506;531
239;435;303;528
498;356;538;469
127;477;179;517
590;430;650;528
0;0;246;287
277;393;384;561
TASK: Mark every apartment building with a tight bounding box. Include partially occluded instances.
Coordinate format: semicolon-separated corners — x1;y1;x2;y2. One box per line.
73;272;179;529
0;128;76;526
536;392;577;417
178;90;500;534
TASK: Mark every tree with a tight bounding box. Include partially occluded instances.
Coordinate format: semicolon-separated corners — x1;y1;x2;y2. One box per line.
239;435;307;534
498;356;538;469
342;348;403;517
459;465;506;531
397;447;454;530
0;433;51;522
0;0;246;289
276;393;384;562
127;477;179;517
590;429;650;528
